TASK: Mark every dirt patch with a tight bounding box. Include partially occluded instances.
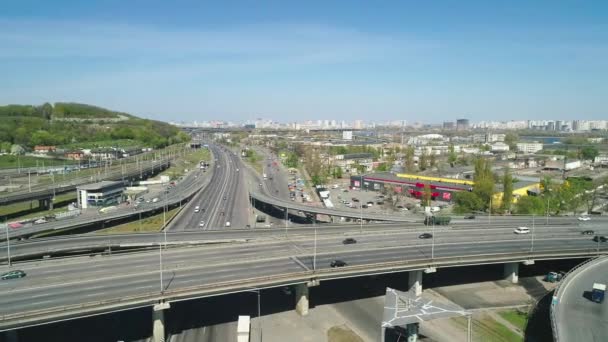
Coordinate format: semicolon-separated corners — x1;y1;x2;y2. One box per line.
327;325;364;342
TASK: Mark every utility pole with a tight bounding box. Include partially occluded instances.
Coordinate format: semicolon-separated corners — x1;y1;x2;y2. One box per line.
5;219;11;268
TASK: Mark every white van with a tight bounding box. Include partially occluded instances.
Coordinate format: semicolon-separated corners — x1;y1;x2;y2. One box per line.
514;227;530;234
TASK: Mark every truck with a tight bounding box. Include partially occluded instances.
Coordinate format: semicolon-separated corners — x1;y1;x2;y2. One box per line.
424;216;451;226
592;283;606;303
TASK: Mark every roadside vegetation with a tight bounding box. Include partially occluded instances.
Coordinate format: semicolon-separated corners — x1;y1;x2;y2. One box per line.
96;207;180;234
498;309;528;332
160;148;210;180
453;314;523;342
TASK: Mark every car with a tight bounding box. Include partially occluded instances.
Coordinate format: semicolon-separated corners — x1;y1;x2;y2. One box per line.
223;196;227;200
578;216;591;221
330;260;347;268
593;236;608;243
367;202;374;206
581;230;595;235
352;198;360;202
362;204;368;209
236;168;239;172
418;233;433;239
1;270;26;280
342;238;357;244
225;221;231;227
199;221;205;227
514;227;531;234
194;206;200;213
34;218;47;224
464;215;476;219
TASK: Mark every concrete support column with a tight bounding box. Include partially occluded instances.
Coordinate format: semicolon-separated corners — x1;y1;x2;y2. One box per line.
152;302;170;342
407;323;419;342
408;270;423;297
504;262;519;284
5;330;18;342
295;283;309;316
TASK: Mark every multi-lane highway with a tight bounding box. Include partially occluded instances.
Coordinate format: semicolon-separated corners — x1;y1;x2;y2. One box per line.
167;145;249;231
0;218;606;330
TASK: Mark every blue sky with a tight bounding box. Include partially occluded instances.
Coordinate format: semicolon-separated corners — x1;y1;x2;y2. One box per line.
1;1;607;123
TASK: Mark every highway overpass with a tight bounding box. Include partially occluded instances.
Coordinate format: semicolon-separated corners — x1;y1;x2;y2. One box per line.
0;221;606;335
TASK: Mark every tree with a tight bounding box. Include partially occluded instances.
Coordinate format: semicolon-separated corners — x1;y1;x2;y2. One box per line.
286;152;299;168
332;167;343;179
453;191;483;213
422;182;432;207
419;152;428;171
429;153;437;168
448;144;457;166
405;146;415;172
501;168;514;213
472;158;495;210
375;163;390;172
504;133;519;150
514;196;546;215
581;146;599;161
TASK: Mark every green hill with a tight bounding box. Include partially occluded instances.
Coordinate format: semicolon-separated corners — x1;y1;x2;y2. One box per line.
0;102;190;151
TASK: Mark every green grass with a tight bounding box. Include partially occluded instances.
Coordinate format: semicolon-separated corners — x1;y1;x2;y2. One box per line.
243;149;263;175
498;310;528;331
96;207;180;234
0;155;77;169
160;148;210;180
327;325;364;342
0;193;76;220
453;315;523;342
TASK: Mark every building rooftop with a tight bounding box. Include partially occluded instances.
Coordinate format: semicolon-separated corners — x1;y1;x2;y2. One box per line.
77;181;124;191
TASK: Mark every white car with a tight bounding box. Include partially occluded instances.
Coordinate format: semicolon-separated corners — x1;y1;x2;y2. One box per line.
578;216;591;221
514;227;531;234
225;221;231;227
194;206;200;213
199;221;205;227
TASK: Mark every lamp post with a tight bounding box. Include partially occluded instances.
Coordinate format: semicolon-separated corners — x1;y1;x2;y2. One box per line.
4;219;11;268
313;227;317;271
531;215;535;253
159;244;164;293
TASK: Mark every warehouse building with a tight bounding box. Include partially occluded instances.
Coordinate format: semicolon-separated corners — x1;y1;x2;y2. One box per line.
76;181;125;209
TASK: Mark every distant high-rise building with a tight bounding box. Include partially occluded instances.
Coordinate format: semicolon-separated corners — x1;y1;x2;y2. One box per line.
456;119;469;130
443;121;454;129
354;120;363;129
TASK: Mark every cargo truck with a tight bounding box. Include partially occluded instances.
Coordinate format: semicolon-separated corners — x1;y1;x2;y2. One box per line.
592;283;606;303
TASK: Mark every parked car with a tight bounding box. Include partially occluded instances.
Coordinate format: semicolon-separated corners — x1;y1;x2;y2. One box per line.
342;238;357;245
330;260;347;268
514;227;531;234
581;230;595;235
418;233;433;239
1;270;26;280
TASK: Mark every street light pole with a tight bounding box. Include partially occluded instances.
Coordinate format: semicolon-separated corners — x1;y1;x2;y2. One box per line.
5;220;11;268
159;244;164;293
313;227;317;271
531;215;535;253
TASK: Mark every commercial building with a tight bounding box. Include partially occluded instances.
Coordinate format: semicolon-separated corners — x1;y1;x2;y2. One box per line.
76;181;125;209
342;131;353;140
456;119;470;131
516;142;543;154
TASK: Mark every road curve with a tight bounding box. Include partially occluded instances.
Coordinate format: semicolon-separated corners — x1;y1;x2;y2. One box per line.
553;255;608;341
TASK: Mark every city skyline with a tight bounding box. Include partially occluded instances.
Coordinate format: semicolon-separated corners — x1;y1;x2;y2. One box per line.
1;1;607;122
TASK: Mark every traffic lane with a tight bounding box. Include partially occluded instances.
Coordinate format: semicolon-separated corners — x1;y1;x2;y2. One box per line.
0;258;302;316
308;238;602;270
558;257;608;341
0;241;298;287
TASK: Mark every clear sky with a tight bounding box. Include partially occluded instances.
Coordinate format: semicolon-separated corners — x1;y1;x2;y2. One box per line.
1;1;607;123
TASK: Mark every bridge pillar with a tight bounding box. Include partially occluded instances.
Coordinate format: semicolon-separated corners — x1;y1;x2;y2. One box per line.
4;330;18;342
38;198;53;210
295;283;309;316
152;302;170;342
408;270;423;296
504;262;519;284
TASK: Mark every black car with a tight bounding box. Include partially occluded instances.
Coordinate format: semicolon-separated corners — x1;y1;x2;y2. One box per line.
342;238;357;245
581;230;595;235
592;235;608;242
419;233;433;239
464;215;476;219
330;260;347;268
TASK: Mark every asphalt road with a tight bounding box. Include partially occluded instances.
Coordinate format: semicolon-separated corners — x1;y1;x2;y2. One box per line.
166;144;249;231
0;222;607;329
555;255;608;341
